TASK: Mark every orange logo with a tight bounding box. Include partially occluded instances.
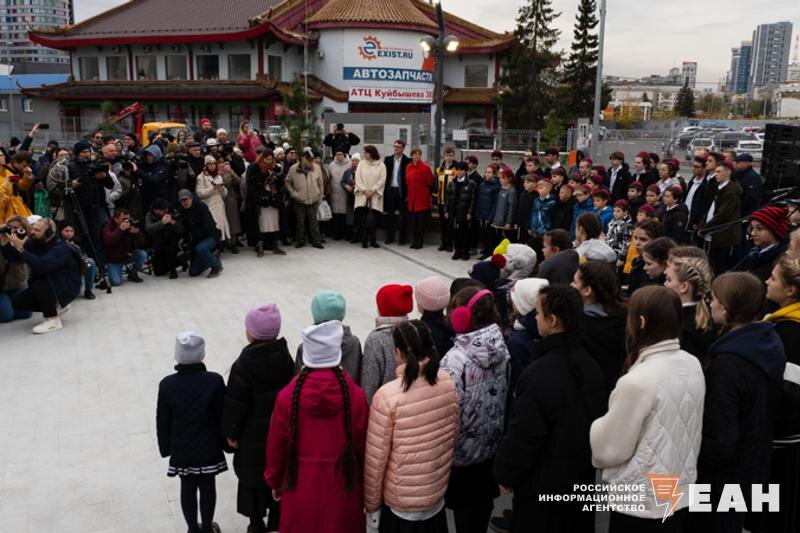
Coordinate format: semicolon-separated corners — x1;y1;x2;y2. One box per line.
647;473;684;523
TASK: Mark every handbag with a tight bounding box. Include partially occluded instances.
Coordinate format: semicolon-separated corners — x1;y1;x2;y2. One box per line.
34;188;51;218
317;199;333;221
363;198;377;230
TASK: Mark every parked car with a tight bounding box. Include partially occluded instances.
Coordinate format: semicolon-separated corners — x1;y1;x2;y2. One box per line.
687;137;712;160
736;140;764;162
710;131;756;152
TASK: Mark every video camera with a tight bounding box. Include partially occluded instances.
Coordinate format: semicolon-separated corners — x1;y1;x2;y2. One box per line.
0;225;26;239
88;160;111;174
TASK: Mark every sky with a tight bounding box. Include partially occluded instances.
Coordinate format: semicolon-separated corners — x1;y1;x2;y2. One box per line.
76;0;800;90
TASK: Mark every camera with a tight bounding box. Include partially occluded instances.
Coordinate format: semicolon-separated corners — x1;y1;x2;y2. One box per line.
0;225;26;238
89;161;110;174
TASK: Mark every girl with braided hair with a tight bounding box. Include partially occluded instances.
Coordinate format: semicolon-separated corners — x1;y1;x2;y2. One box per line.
265;321;368;533
664;247;717;365
363;320;459;532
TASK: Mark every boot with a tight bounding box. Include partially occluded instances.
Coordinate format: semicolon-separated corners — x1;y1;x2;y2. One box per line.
84;289;96;300
255;243;264;257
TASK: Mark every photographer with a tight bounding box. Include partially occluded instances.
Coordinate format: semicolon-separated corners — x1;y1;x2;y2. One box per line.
185;142;205;193
0;215;33;322
68;140;114;263
102;208;147;286
138;144;168;214
323;123;360;156
145;198;184;279
176;189;223;278
1;217;81;334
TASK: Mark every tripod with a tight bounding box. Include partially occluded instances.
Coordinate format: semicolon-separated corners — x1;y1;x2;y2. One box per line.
62;171;112;294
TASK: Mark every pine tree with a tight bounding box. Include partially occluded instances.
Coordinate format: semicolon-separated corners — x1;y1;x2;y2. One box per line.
281;75;322;150
674;82;696;117
497;0;561;130
561;0;599;119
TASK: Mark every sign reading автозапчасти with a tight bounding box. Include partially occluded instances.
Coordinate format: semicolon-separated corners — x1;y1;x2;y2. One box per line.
343;30;435;103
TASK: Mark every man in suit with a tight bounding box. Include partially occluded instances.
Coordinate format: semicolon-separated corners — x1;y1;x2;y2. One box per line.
685;155;710;246
383;139;411;245
607;151;632;202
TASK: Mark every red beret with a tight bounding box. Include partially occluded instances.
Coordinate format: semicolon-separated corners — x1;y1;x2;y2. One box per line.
592;189;610;201
588;173;604;185
583;157;594;165
629;181;644;191
639;204;656;214
614;199;630;209
646;184;661;193
717;160;734;172
636;151;650;158
490;253;507;269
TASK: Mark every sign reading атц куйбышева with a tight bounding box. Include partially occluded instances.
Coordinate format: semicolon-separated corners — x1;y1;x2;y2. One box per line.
343;30;435;104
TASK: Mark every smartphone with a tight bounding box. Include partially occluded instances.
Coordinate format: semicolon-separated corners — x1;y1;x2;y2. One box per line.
38;123;50;129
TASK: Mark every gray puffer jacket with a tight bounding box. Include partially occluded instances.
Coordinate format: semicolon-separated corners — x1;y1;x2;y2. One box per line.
441;323;510;466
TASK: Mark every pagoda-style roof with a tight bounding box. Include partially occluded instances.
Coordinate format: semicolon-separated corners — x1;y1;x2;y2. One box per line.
29;0;513;55
21;73;350;103
307;0;436;33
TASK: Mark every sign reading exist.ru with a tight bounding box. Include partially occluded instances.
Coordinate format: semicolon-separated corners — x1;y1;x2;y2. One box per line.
343;30;435;104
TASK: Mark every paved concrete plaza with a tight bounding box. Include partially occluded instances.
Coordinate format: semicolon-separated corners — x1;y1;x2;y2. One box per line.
0;240;488;532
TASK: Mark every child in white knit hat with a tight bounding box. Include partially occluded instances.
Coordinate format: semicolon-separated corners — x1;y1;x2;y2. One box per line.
156;331;226;533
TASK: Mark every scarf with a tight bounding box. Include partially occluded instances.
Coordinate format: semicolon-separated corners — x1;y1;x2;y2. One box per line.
765;302;800;324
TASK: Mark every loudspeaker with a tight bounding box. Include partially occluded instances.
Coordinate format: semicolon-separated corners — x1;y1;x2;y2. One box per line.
761;124;800;191
765;123;800;144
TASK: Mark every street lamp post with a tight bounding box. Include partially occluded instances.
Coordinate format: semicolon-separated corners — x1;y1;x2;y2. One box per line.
590;0;607;160
421;2;458;167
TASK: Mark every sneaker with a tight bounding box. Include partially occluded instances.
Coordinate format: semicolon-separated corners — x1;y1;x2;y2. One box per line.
57;304;71;317
311;242;324;249
169;270;178;279
84;289;96;300
489;516;511;533
273;247;287;256
207;266;223;279
127;273;144;283
33;317;63;335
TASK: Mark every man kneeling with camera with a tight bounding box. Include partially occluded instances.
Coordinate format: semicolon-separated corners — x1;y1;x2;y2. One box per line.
1;217;81;334
145;198;184;279
102;207;147;286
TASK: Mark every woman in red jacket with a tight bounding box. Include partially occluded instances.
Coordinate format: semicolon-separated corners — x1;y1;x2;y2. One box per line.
265;320;368;533
405;147;435;249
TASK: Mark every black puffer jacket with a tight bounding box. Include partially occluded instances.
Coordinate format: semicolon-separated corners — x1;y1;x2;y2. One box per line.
580;309;627;395
732;242;786;284
494;333;606;533
445;177;476;222
549;199;574;232
177;194;220;243
699;322;785;492
221;338;294;487
661;204;690;244
156;363;227;470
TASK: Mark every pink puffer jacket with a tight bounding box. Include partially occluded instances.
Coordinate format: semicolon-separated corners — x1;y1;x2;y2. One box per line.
363;365;459;513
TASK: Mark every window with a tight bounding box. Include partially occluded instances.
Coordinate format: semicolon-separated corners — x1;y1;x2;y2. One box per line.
463;108;486;129
267;55;282;81
227;54;251;80
464;64;489;88
21;97;32;112
106;56;127;80
136;56;157;80
78;56;99;80
0;97;7;112
364;125;384;145
165;55;187;80
196;55;219;80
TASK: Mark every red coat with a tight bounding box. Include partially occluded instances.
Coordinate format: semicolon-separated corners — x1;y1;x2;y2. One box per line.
405;161;434;212
265;369;368;533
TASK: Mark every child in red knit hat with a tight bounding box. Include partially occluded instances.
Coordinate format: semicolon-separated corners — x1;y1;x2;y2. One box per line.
359;284;413;404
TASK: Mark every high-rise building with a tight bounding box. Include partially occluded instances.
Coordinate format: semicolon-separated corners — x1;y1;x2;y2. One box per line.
788;63;800;83
681;61;697;88
749;21;793;90
0;0;73;71
728;41;752;94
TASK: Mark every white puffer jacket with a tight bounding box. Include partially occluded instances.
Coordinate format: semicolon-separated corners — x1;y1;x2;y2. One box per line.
590;339;705;519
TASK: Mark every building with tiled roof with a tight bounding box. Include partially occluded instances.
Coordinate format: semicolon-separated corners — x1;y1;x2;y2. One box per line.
27;0;513;156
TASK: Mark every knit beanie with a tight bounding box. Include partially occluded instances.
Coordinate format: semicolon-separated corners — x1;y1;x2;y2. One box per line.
450;277;483;298
376;284;413;317
511;279;550;317
301;321;344;368
73;139;92;155
204;155;216;166
174;331;205;364
245;304;282;341
414;276;451;312
750;206;789;241
311;290;346;323
469;254;507;290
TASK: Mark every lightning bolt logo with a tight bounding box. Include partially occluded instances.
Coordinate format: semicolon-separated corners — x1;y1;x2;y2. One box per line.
647;473;684;523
